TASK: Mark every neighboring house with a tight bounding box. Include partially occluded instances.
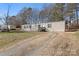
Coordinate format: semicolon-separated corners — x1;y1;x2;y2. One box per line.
1;25;11;30
0;25;16;30
21;21;65;32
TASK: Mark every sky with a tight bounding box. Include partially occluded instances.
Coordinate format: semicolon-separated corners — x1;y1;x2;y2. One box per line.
0;3;47;25
0;3;45;17
0;3;53;25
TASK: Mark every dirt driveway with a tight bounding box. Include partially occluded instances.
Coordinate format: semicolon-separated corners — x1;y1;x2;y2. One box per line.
0;32;79;56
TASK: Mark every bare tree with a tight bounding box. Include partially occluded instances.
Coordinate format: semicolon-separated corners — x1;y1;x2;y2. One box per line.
65;3;77;24
17;7;32;25
0;5;11;31
8;16;17;26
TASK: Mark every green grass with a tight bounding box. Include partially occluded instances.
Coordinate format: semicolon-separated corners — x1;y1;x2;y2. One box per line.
0;32;42;48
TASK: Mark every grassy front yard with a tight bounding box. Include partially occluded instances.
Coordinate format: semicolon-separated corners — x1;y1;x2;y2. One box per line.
0;32;42;48
74;31;79;38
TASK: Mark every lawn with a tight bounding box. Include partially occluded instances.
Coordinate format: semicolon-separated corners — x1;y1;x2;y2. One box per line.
0;32;42;48
74;31;79;37
71;31;79;41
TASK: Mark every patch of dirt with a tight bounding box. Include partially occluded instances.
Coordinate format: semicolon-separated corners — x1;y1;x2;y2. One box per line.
0;32;79;56
31;32;79;56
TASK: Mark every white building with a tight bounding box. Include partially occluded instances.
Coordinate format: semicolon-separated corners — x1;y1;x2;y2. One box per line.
21;21;65;32
1;25;11;30
0;25;16;30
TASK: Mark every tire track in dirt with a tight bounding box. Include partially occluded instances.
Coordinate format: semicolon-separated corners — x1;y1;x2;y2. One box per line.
16;32;56;56
31;32;78;56
25;32;58;56
0;32;52;56
0;33;48;56
29;32;67;56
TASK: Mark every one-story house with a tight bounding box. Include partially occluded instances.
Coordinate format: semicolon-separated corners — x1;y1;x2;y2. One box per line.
21;21;65;32
0;25;16;31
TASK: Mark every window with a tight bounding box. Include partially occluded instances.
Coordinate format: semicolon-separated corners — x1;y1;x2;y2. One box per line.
24;26;27;28
48;24;52;28
29;25;31;29
38;25;40;28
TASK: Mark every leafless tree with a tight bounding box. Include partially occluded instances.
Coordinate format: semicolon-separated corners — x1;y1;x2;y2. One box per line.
0;5;11;31
8;16;17;26
17;7;32;25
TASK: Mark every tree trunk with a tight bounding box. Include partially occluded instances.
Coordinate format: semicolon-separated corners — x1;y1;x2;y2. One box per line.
76;7;78;25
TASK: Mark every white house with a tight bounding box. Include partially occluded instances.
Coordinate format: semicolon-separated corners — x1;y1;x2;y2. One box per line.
0;25;16;30
21;21;65;32
1;25;11;30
